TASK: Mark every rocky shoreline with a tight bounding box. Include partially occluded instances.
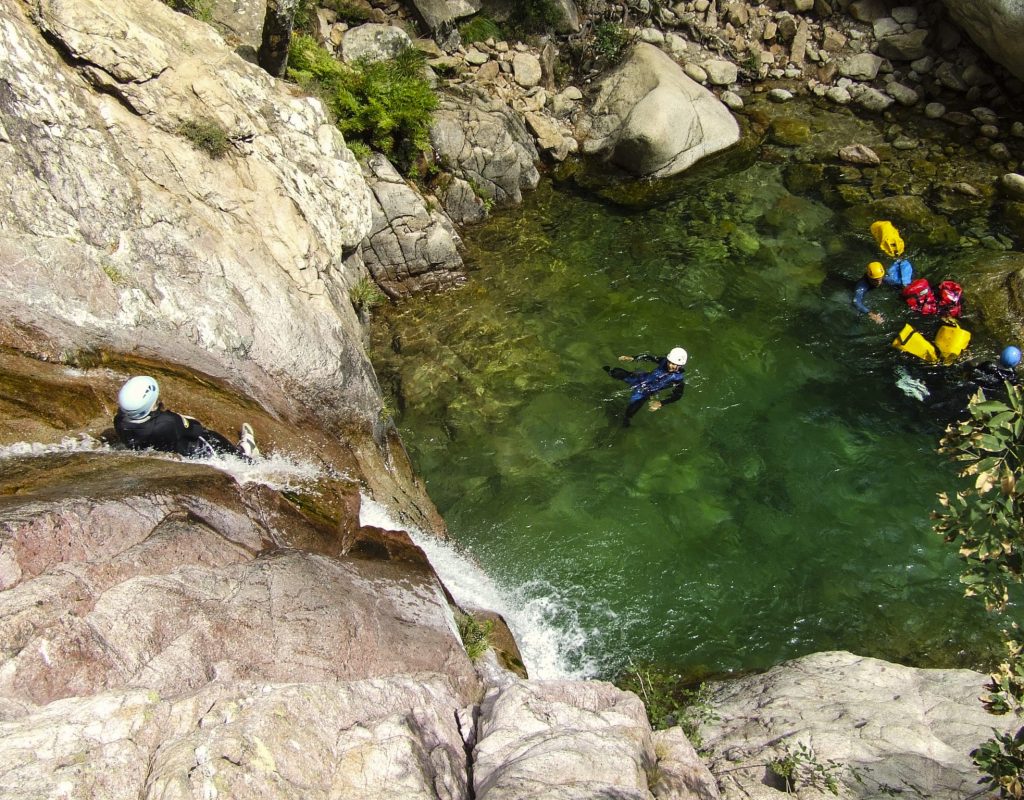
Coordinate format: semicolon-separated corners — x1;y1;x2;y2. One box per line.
0;0;1022;797
268;0;1024;334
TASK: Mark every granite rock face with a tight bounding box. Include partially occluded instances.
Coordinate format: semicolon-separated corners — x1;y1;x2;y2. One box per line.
700;651;1018;799
0;677;473;800
0;454;480;708
362;153;465;297
431;92;541;221
1;0;377;429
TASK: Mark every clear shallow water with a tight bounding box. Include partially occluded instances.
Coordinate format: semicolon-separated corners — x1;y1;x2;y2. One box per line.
373;165;1001;679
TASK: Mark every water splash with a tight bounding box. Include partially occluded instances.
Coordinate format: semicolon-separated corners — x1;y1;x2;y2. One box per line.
0;435;329;493
186;450;331;492
0;434;111;458
359;493;602;680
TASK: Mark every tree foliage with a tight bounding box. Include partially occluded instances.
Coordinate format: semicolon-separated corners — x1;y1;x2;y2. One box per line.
935;383;1024;797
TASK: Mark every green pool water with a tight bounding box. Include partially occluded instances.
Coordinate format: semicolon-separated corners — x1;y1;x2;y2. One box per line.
372;165;1001;679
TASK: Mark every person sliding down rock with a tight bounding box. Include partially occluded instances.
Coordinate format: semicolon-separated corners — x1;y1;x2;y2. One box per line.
114;375;260;460
604;347;687;427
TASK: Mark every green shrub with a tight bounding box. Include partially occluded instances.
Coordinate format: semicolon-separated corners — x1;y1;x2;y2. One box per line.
349;276;387;312
456;612;494;661
287;35;438;172
614;661;717;748
593;21;633;64
936;384;1024;796
177;117;230;159
566;20;635;76
459;14;504;45
518;0;562;34
327;0;373;24
293;0;371;35
767;741;843;795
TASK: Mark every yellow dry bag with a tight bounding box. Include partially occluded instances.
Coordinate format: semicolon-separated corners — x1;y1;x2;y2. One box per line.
934;318;971;364
871;220;905;258
892;323;937;363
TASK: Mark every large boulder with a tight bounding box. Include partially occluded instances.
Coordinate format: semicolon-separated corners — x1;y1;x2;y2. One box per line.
472;675;721;799
943;0;1024;82
362;153;465;297
342;22;413;63
410;0;482;32
431;92;541;218
700;651;1018;799
0;0;379;430
578;43;740;180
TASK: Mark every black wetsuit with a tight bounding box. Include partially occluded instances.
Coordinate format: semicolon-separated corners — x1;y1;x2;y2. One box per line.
927;361;1020;421
967;361;1020;395
114;407;239;458
605;353;686;426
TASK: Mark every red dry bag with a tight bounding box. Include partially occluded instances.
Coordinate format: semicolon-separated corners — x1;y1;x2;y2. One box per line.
936;280;964;317
902;278;938;315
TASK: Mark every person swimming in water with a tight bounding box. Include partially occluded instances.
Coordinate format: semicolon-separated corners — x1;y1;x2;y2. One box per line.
604;347;688;427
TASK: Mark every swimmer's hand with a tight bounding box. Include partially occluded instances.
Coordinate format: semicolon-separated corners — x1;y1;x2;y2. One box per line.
618;355;633;362
869;311;884;325
649;400;662;412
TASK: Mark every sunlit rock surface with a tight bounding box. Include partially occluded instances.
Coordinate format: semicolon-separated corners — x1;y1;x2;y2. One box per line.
578;43;741;179
700;651;1017;799
473;676;721;800
431;92;541;220
0;453;480;707
362;153;465;297
1;0;375;428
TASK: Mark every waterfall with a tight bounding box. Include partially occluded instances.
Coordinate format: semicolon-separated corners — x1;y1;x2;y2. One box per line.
360;493;600;680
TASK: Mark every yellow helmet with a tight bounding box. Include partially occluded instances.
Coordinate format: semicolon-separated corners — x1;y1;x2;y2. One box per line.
866;261;885;280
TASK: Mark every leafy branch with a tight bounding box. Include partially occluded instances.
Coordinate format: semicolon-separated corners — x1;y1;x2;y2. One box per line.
935;383;1024;797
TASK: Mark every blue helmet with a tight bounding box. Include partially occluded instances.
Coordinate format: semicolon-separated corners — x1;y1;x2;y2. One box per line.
1000;345;1021;369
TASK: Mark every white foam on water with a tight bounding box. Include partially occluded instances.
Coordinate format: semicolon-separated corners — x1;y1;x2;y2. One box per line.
186;450;332;492
0;434;111;458
0;436;330;493
360;493;601;680
895;365;930;401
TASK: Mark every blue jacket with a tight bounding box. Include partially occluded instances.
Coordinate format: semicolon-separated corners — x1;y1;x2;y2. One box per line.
853;258;913;314
619;354;686;403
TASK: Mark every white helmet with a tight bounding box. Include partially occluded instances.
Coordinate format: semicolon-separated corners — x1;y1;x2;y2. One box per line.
118;376;160;420
667;347;688;367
